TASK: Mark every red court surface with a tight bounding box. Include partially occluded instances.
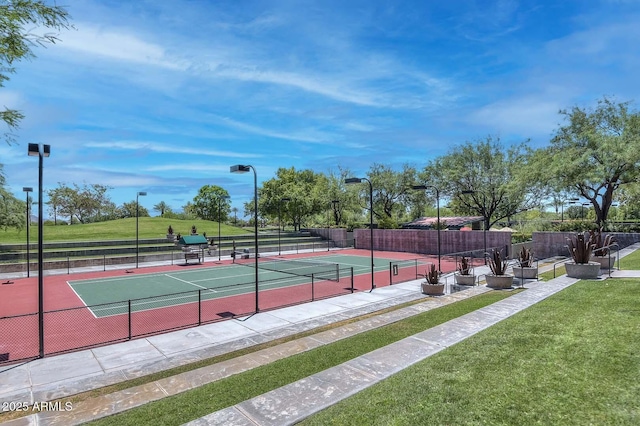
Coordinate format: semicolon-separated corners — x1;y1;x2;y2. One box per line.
0;249;478;364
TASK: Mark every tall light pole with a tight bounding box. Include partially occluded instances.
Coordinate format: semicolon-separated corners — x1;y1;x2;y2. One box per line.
218;195;230;261
23;187;33;278
412;185;441;272
345;177;375;291
278;197;290;256
565;197;579;222
231;164;260;311
581;203;589;220
461;189;486;264
136;191;147;268
28;143;49;358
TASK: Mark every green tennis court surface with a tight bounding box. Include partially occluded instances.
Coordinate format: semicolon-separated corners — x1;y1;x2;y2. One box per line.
68;254;432;317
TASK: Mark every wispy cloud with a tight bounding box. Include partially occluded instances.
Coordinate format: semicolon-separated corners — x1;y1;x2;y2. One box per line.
84;141;263;158
59;22;188;70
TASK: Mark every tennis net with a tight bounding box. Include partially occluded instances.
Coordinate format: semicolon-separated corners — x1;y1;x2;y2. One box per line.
236;256;340;281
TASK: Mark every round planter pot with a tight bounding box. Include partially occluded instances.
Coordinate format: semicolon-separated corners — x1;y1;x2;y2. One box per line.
590;255;616;269
565;262;600;279
421;282;445;296
485;274;514;289
455;274;476;286
512;266;538;279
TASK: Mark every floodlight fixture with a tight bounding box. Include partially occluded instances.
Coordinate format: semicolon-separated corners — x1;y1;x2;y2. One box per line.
344;177;363;184
230;165;251;174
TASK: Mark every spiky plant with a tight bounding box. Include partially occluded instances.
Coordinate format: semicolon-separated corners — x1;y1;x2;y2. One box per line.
488;249;508;275
589;228;616;257
567;231;595;264
458;256;472;275
518;246;533;267
422;263;440;284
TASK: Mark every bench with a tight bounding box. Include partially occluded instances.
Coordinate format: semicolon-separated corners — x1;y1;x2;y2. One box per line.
184;251;201;264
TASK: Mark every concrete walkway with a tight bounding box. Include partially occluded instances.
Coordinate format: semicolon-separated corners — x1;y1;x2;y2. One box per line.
1;244;638;425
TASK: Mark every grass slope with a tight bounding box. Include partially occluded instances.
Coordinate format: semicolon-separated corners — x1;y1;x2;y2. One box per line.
0;217;251;244
302;279;640;425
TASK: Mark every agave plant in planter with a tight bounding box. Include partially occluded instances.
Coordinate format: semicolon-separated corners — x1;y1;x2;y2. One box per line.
420;264;445;296
512;246;537;280
565;231;600;279
589;228;617;269
455;256;476;286
485;249;513;289
166;225;176;241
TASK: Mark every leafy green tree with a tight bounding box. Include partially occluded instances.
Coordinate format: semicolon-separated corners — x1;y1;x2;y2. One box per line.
366;163;417;222
0;165;24;230
46;183;112;224
192;185;230;221
541;97;640;227
422;135;543;230
258;167;328;231
181;202;196;219
1;0;71;144
119;201;150;218
615;183;640;220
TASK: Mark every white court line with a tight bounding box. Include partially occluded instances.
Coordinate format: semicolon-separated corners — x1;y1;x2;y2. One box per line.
66;281;98;319
164;273;215;292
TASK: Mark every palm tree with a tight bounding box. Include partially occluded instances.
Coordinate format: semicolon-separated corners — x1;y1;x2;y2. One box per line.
153;201;169;217
232;207;239;224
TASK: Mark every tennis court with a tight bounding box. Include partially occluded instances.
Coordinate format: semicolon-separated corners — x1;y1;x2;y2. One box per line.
67;253;432;317
0;250;442;363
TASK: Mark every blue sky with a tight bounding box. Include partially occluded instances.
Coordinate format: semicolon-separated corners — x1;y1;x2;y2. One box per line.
1;0;639;216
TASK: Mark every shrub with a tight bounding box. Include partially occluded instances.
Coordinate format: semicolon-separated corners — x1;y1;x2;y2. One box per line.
488;249;508;275
566;231;595;264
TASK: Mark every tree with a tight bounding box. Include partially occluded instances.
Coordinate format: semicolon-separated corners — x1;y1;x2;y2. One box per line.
258;167;328;231
192;185;230;222
366;163;417;224
541;97;640;228
46;183;113;224
153;201;172;217
0;165;24;230
1;0;71;144
119;201;150;218
423;136;543;230
232;207;239;224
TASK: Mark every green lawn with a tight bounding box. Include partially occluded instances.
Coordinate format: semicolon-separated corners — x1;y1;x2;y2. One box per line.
302;279;640;425
618;248;640;269
0;217;250;243
87;291;515;425
87;279;640;425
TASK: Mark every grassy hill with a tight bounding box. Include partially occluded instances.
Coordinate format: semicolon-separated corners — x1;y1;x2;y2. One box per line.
0;217;252;244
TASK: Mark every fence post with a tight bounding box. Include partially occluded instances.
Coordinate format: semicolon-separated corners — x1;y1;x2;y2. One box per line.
311;274;315;301
351;267;354;293
198;289;202;325
128;300;132;340
389;262;393;286
67;256;70;274
104;254;106;271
